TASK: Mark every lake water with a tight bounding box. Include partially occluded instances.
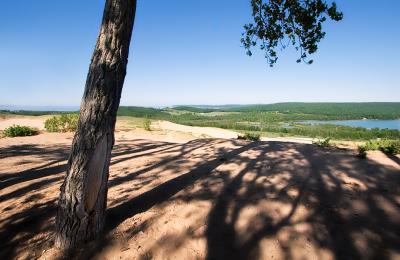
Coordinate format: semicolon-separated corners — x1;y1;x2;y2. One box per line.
301;119;400;130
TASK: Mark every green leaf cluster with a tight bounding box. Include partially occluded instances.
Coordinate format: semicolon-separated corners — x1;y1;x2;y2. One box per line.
242;0;343;66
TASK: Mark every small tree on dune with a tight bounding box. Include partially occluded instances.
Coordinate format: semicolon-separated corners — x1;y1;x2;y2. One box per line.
54;0;342;251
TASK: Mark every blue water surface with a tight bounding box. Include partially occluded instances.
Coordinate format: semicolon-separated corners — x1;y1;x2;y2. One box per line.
301;119;400;130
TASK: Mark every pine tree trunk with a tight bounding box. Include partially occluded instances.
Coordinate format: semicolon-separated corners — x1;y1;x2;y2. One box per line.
54;0;137;250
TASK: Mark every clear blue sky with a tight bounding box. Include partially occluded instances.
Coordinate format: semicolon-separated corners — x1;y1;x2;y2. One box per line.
0;0;399;107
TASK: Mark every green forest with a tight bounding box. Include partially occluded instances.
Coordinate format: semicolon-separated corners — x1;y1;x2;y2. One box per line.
2;103;400;140
115;103;400;140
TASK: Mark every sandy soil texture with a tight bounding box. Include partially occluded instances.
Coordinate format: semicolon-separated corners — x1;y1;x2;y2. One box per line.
0;115;321;145
0;115;53;131
155;121;239;139
1;128;399;260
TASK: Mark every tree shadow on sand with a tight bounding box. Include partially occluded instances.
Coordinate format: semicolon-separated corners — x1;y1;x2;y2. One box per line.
94;141;399;260
203;142;400;260
0;139;207;259
1;139;246;259
111;141;399;260
386;153;400;166
1;139;399;259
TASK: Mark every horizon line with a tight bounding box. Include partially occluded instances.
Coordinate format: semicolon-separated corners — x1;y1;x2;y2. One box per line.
1;102;400;112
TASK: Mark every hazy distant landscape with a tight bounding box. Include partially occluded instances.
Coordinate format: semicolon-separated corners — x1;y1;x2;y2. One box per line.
122;102;400;140
4;102;398;140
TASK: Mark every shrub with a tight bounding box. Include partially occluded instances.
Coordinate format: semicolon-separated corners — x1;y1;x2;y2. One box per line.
359;139;400;155
379;141;400;155
357;145;367;159
3;125;38;137
364;140;379;151
238;132;260;141
143;118;151;131
313;137;331;148
44;117;59;132
44;114;78;132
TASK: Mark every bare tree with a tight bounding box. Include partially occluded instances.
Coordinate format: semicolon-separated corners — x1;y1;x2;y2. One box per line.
54;0;137;250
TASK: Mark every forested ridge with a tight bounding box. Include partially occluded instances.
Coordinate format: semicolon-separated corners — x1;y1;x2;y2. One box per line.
173;102;400;120
116;103;400;140
2;103;399;140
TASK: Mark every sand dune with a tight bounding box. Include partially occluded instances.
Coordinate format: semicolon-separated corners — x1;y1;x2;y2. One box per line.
1;129;399;259
0;115;52;130
1;116;399;259
0;116;314;144
154;120;239;139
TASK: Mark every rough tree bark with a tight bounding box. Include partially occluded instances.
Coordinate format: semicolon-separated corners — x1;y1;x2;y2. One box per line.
54;0;137;250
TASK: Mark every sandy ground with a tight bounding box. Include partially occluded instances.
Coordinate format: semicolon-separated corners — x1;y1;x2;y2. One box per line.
0;116;400;260
0;116;315;144
0;115;53;131
155;121;239;139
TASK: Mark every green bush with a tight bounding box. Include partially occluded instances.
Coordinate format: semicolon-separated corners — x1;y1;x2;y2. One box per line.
379;141;400;155
44;114;78;132
364;140;379;151
360;139;400;155
238;132;260;141
357;145;367;159
143;118;151;131
3;125;38;137
313;137;331;147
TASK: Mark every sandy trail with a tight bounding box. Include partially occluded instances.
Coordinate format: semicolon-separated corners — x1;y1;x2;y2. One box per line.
0;130;399;260
154;120;239;139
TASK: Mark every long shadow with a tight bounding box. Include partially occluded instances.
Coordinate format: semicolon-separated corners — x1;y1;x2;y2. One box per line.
0;162;67;190
111;140;176;158
110;142;183;166
386;153;400;166
206;142;310;260
299;145;361;260
0;144;70;183
0;175;64;203
2;138;399;259
206;144;269;260
108;139;222;188
107;142;256;230
0;200;57;259
0;144;70;160
0;139;209;259
0;139;183;203
336;152;400;257
204;142;400;260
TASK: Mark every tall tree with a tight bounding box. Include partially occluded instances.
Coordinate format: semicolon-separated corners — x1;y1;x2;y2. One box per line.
54;0;341;251
54;0;137;250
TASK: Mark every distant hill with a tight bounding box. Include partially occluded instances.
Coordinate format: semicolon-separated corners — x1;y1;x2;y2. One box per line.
173;104;248;111
172;102;400;119
2;103;399;140
2;102;399;120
